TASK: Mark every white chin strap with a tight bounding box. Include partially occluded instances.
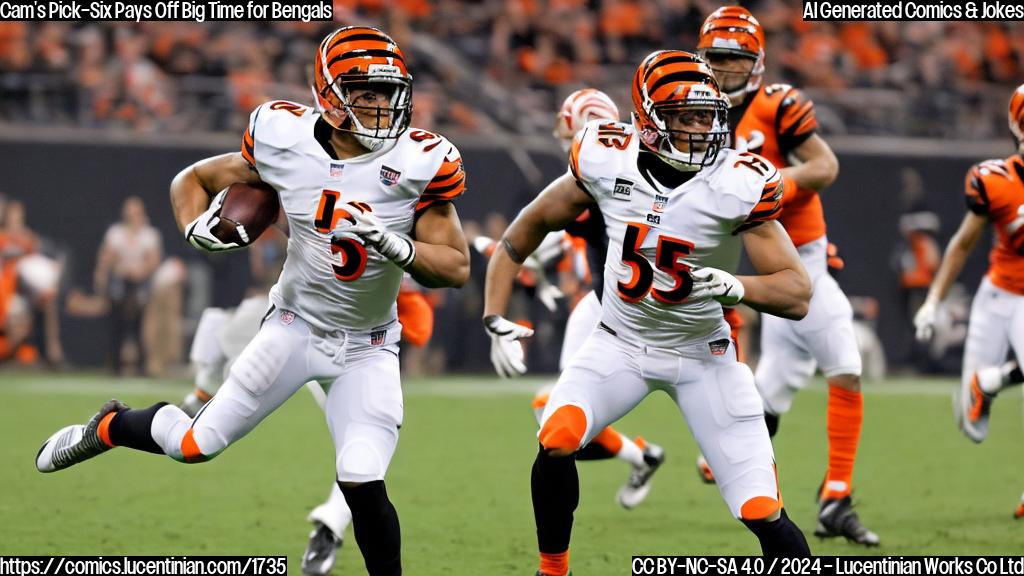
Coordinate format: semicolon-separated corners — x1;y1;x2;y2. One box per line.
657;140;706;172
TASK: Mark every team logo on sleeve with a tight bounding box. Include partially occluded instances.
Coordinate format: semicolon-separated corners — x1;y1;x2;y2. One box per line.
613;178;634;198
380;165;402;187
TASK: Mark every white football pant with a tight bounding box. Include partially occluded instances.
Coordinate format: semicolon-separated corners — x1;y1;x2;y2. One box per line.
755;237;862;415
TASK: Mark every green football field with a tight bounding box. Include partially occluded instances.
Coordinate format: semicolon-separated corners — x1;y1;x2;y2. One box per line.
3;373;1023;574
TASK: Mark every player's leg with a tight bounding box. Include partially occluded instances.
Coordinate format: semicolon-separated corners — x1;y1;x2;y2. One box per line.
325;336;404;576
753;312;816;437
673;347;809;557
957;278;1013;442
534;328;649;575
302;380;349;576
695;307;746;484
181;307;230;417
36;308;315;471
676;349;810;556
792;272;878;545
532;383;661;509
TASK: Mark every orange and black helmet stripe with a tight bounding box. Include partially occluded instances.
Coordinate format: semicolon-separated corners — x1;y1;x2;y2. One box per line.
318;26;407;80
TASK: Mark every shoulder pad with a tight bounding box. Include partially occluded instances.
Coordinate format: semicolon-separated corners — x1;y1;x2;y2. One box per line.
570;120;637;184
249;100;315;151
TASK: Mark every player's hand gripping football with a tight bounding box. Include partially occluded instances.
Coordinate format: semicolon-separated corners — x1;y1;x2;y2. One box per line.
185;189;247;252
482;315;534;379
689;267;745;306
338;202;416;268
913;299;938;343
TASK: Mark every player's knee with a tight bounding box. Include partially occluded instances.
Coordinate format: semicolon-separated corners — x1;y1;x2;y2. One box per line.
178;427;223;464
539;404;587;455
739;496;781;522
828;373;861;392
337;440;386;482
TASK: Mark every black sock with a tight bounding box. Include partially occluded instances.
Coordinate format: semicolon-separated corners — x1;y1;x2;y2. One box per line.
742;508;811;557
531;445;579;554
576;441;616;461
340;481;401;576
107;402;168;454
765;413;780;437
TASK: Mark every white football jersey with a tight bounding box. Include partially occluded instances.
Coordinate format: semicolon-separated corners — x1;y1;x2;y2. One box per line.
569;120;783;348
241;100;466;333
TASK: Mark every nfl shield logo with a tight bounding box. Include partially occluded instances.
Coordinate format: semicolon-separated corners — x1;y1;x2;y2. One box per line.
380;165;401;186
330;163;344;178
280;310;295;325
370;329;387;346
653;195;668;213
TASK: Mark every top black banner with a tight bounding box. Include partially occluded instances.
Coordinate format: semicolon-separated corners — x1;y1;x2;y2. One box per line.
0;0;333;22
802;0;1024;21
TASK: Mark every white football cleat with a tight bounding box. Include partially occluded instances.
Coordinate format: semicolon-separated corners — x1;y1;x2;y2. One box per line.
617;443;665;509
36;399;128;473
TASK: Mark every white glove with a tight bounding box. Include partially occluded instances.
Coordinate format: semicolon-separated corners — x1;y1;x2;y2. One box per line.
535;276;564;313
185;189;247;252
914;300;938;343
338;203;415;268
483;314;534;378
689;267;745;306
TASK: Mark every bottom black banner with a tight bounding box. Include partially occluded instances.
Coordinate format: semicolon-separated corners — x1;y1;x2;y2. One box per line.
0;557;287;576
632;556;1024;576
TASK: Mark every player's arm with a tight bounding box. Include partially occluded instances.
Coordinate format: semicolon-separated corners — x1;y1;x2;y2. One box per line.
483;173;594;319
922;211;987;305
169;152;260;233
482;173;594;377
408;202;470;288
780;133;838;192
736;220;812;319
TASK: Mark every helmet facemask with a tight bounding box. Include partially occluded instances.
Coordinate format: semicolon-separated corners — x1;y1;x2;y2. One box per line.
317;68;413;152
700;48;761;106
636;88;729;172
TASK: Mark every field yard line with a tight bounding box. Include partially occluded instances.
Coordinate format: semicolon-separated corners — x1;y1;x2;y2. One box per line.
0;374;986;399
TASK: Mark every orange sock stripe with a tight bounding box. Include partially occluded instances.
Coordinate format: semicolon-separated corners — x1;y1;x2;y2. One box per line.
532;392;551;411
97;412;117;448
180;429;207;463
194;388;213;403
539;550;570;576
740;496;780;521
539;405;587;452
591;426;624;454
824;385;863;499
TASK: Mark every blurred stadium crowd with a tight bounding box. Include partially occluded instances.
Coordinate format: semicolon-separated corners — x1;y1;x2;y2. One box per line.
1;0;1022;137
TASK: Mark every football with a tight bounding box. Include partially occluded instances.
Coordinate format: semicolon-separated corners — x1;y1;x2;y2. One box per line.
213;181;280;246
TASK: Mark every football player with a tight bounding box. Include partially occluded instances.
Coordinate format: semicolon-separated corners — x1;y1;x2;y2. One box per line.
697;7;879;547
183;260;435;575
35;26;470;576
914;83;1024;517
485;52;813;574
500;88;669;509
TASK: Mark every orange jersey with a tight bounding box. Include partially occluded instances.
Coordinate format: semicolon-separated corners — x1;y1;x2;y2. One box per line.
732;84;824;247
964;155;1024;295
